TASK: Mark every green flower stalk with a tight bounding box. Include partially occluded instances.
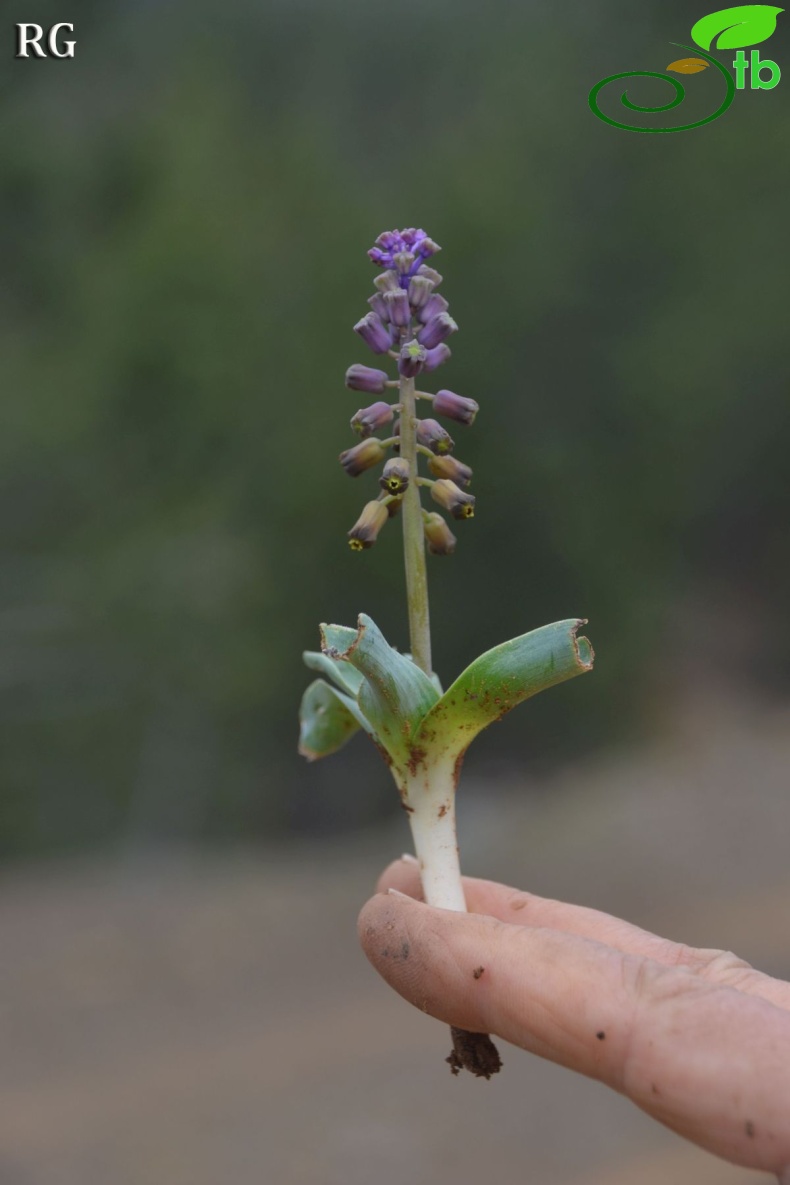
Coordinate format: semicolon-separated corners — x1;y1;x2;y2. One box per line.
299;229;595;1079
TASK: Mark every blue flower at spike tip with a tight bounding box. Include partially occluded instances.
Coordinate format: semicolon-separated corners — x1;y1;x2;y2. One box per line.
368;228;441;285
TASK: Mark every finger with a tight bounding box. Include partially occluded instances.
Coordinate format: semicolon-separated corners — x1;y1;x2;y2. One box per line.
378;858;790;1011
359;891;790;1173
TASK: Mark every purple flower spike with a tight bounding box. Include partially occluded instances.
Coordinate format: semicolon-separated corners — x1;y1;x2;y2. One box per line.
422;344;452;372
368;229;443;287
383;289;411;327
354;311;393;355
345;364;390;394
350;401;394;439
398;339;427;378
433;389;479;426
417;293;450;325
416;312;458;351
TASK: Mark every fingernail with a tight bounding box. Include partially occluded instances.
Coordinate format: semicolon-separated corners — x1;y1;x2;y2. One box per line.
400;852;419;865
388;887;413;900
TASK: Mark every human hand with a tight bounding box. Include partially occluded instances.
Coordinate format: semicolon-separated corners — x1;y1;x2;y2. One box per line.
359;857;790;1179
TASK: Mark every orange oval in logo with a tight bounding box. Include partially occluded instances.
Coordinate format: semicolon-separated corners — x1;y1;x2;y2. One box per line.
666;57;710;73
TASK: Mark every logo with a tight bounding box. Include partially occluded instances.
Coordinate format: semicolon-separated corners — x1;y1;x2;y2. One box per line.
15;23;76;59
589;4;782;132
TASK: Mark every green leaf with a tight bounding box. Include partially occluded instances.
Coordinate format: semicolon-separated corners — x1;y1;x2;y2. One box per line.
402;654;443;695
298;678;368;762
691;5;783;50
321;614;439;772
302;649;364;697
412;619;594;773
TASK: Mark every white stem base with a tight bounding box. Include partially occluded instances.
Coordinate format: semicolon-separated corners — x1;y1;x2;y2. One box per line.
400;765;503;1077
404;766;467;912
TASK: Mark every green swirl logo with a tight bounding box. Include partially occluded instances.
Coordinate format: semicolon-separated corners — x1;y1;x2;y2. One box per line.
589;5;783;133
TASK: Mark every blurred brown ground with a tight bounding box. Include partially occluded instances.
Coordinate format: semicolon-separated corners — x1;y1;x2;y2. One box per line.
0;680;787;1185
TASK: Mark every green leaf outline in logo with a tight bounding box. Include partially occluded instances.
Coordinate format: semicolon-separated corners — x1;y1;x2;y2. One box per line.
691;4;783;50
588;43;735;132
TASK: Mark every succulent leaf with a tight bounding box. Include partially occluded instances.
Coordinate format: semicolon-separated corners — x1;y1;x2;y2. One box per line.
298;678;370;761
302;649;365;697
411;619;594;774
320;614;439;772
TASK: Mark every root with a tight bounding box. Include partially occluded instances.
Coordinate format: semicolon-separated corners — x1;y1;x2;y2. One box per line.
445;1027;503;1079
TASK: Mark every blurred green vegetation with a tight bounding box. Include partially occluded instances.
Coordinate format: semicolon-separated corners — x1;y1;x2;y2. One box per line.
1;0;788;856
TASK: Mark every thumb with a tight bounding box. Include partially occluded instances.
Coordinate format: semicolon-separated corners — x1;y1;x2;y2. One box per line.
358;889;504;1035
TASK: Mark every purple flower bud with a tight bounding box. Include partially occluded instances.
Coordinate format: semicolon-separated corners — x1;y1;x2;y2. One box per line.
416;312;458;350
422;344;452;372
433;389;479;426
384;495;403;518
345;364;390;394
427;454;473;488
379;457;410;495
383;289;411;327
430;478;475;520
423;512;457;556
417;293;450;325
407;275;434;311
398;339;427;378
373;270;401;293
417;418;454;456
367;293;390;323
392;251;416;277
417;265;443;288
348;500;389;550
375;231;401;251
354;311;393;355
339;437;386;476
350;401;394;438
418;237;441;258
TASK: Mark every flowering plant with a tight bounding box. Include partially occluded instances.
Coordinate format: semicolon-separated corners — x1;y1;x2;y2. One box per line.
298;229;594;1077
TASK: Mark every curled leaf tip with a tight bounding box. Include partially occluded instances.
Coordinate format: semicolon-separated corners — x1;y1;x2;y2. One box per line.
320;619;365;661
570;619;595;671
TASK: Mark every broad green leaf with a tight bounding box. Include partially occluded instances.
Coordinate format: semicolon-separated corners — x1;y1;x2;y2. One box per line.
302;649;364;697
412;619;594;774
298;678;368;762
321;614;439;771
691;5;783;50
